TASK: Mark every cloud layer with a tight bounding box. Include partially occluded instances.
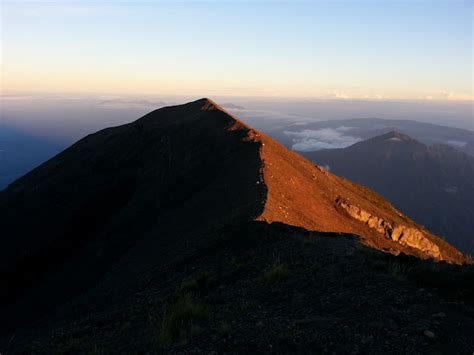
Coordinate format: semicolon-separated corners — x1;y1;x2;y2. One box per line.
284;127;362;151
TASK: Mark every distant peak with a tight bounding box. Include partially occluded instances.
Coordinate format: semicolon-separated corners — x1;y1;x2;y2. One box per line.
380;131;413;141
369;131;414;142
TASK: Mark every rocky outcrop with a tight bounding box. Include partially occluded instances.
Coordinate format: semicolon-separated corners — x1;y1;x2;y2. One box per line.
336;199;442;260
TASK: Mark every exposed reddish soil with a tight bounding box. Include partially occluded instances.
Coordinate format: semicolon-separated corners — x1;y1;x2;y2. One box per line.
203;99;467;264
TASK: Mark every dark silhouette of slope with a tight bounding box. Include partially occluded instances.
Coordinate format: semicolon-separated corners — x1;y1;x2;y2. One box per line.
0;99;266;330
0;100;471;352
303;131;474;255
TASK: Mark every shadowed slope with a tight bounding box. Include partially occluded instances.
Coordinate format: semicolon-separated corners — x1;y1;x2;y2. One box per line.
0;98;265;327
5;222;474;354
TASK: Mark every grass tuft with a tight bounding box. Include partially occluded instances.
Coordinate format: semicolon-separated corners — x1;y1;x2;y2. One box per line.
158;294;210;345
259;263;290;285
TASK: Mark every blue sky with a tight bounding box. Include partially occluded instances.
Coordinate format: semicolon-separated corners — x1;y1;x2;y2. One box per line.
1;0;473;100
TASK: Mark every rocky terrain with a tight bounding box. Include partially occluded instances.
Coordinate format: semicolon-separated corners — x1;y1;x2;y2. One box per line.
0;99;472;354
4;223;474;354
303;131;474;255
335;198;442;260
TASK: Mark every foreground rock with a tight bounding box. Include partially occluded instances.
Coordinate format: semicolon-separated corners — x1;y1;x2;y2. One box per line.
336;199;441;260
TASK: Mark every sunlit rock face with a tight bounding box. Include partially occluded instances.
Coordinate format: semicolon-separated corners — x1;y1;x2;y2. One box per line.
303;130;474;256
336;199;441;260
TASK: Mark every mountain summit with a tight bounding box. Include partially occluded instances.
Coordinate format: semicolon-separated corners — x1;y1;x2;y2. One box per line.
1;99;472;352
370;130;414;142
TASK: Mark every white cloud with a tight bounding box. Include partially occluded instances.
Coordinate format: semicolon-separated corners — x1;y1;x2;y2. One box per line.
444;140;467;147
446;92;473;101
438;91;473;101
0;94;37;101
442;186;459;194
317;91;350;100
284;127;362;151
97;98;167;110
362;94;388;100
334;91;350;99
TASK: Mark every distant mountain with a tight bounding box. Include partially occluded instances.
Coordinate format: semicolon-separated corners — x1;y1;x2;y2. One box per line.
269;118;474;157
98;98;168;109
0;101;471;352
222;102;246;110
303;131;474;255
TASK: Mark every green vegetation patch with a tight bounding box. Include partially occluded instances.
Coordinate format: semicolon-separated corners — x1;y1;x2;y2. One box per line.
158;294;210;345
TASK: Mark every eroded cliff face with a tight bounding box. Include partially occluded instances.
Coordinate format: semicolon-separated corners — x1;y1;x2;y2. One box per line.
336;199;442;260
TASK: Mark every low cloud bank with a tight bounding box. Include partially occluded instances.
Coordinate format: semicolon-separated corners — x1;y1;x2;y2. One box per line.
284;127;362;151
444;140;467;147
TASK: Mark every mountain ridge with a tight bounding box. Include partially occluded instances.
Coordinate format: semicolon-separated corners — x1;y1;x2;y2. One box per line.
1;98;473;353
303;131;474;255
366;130;414;142
200;100;467;263
0;99;467;276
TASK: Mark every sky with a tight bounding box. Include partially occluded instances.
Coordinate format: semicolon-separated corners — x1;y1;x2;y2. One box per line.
1;0;473;100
